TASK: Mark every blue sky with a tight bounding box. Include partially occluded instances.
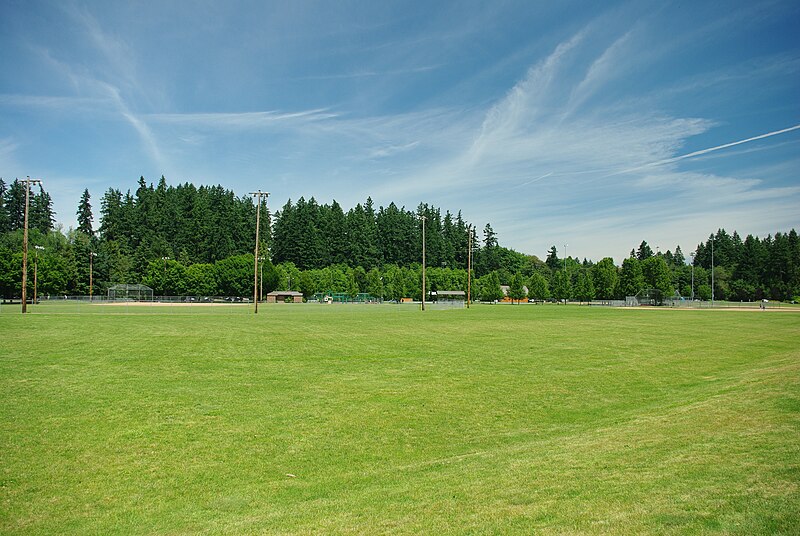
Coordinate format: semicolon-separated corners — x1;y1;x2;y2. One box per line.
1;0;798;262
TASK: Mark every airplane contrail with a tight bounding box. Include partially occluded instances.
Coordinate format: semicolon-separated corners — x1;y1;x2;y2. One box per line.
618;123;800;175
516;172;553;188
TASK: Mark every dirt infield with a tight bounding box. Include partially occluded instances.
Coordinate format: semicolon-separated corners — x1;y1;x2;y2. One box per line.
96;301;242;307
620;305;800;312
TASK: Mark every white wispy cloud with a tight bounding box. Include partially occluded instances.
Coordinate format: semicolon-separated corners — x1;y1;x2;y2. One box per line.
0;93;113;110
351;18;798;260
563;28;637;118
618;124;800;174
147;109;339;128
292;65;443;81
4;1;795;261
0;138;20;173
30;8;169;173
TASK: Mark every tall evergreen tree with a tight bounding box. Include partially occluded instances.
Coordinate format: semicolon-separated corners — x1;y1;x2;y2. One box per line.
788;229;800;299
4;179;26;230
77;189;93;236
636;241;654;260
545;245;559;271
673;245;685;266
476;223;500;276
271;199;295;266
376;203;417;266
295;197;323;270
30;186;55;233
733;234;766;288
0;179;8;233
346;201;380;270
320;200;347;266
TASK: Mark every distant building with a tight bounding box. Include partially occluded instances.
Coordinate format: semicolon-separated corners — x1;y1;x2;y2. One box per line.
266;290;303;303
436;290;466;306
500;285;528;303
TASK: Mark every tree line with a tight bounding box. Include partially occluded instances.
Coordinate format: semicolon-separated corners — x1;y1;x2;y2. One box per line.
0;176;798;302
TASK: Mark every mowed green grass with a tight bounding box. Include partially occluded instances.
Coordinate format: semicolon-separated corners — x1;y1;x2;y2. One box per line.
1;305;798;535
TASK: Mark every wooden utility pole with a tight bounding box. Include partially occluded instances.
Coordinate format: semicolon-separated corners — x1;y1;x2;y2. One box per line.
250;191;269;314
21;177;42;314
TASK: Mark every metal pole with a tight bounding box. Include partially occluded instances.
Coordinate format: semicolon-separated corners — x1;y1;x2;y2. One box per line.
467;226;472;308
33;247;39;306
33;245;44;305
161;256;169;297
420;214;426;311
563;243;568;305
21;177;41;314
711;235;715;307
690;253;694;301
89;252;96;301
250;191;269;314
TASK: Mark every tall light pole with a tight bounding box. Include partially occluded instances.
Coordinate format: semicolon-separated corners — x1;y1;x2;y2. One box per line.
420;214;426;311
467;226;473;308
250;190;269;314
34;245;43;306
89;252;97;301
21;177;42;314
690;252;695;301
161;256;169;297
711;234;715;307
563;243;569;305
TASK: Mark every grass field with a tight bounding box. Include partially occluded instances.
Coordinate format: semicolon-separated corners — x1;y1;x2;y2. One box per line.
2;304;798;534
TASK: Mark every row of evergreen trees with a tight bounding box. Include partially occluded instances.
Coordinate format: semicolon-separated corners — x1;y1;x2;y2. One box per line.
0;176;798;301
270;197;515;275
0;179;56;235
97;176;264;265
